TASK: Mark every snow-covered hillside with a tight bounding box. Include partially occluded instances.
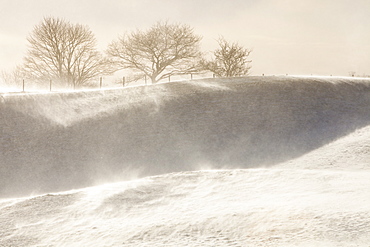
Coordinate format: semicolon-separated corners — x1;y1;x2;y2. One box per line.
1;76;369;197
1;76;370;246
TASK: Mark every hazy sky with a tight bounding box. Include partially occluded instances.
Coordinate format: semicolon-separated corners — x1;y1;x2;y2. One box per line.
1;0;369;76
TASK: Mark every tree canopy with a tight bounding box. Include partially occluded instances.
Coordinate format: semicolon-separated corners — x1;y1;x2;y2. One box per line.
108;21;202;83
202;37;252;77
23;17;113;87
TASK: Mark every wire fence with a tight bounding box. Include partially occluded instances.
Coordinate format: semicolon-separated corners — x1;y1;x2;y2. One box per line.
0;72;215;94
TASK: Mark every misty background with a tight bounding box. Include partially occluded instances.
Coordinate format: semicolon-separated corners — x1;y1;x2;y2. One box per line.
0;0;369;77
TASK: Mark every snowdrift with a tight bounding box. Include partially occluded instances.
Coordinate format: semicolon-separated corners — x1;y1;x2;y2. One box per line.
1;168;370;246
1;76;370;197
276;124;370;170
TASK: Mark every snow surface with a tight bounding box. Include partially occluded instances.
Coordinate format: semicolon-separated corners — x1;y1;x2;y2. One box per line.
1;168;370;246
0;76;370;246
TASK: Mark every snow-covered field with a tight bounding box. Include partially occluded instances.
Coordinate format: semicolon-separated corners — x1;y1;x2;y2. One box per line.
0;76;370;246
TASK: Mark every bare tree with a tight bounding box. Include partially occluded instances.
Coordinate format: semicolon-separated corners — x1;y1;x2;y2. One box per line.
202;37;252;77
107;21;202;84
0;65;25;87
23;17;113;88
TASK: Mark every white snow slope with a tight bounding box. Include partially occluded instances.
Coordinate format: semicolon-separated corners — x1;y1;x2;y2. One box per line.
1;76;370;246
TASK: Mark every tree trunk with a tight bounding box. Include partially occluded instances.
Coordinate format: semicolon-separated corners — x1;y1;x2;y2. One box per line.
151;75;157;84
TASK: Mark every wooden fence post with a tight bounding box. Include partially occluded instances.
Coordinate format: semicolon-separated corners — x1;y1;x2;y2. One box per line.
145;75;147;85
100;77;102;89
22;79;25;92
50;79;52;92
123;76;126;87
